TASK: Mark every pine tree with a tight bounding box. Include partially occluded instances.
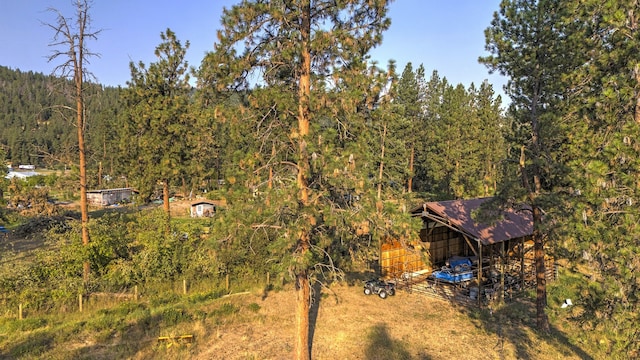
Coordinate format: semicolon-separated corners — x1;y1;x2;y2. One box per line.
480;0;570;332
474;80;506;196
200;1;394;358
121;29;193;223
393;62;425;193
561;0;640;354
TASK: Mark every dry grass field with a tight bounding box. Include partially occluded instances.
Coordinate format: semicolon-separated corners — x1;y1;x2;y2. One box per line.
166;281;592;360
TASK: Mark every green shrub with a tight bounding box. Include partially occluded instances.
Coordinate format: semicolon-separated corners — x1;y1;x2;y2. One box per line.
160;307;192;326
247;303;261;313
212;302;238;317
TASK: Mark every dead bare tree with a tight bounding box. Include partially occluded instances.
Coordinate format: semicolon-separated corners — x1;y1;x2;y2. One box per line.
45;0;101;282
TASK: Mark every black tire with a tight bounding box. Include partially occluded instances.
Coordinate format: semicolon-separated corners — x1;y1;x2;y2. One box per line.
364;287;372;295
378;290;388;299
388;288;396;296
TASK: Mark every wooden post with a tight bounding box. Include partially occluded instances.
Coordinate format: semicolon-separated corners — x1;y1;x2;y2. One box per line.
478;242;483;307
134;285;138;301
79;293;83;313
266;272;270;285
19;303;23;320
501;241;505;303
183;279;187;295
225;274;230;291
521;238;526;287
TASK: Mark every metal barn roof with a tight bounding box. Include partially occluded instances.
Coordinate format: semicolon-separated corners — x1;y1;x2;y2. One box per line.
413;197;533;246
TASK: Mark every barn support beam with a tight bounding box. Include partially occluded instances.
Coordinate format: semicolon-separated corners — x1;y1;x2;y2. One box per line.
461;234;479;257
478;243;483;307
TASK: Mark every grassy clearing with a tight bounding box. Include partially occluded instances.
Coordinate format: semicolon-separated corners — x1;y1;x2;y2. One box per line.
0;273;605;360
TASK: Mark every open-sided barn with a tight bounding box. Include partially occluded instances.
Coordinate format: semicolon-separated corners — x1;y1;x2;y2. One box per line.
382;197;555;305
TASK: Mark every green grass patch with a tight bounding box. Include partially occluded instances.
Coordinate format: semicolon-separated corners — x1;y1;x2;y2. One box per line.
160;307;193;326
247;302;261;313
0;316;48;332
212;302;239;317
187;288;225;304
6;329;54;358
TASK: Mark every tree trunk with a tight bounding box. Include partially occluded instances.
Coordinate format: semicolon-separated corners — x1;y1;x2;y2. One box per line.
295;2;312;359
377;124;387;200
76;44;90;283
533;205;549;332
520;84;550;332
408;145;414;193
296;270;311;360
163;179;171;216
98;161;102;187
635;63;640;124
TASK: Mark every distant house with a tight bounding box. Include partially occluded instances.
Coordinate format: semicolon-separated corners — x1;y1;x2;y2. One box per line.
5;170;38;179
190;200;217;218
86;188;135;206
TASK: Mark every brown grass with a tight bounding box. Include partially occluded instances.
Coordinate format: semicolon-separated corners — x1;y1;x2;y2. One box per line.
159;281;592;360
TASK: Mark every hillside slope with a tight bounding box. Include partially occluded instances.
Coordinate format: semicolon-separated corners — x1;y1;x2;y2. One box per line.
191;283;590;360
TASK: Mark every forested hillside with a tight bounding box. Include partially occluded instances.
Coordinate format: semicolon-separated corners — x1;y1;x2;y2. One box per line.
0;63;507;200
0;66;121;175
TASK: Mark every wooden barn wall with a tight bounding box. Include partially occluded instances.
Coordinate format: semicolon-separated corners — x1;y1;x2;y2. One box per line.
419;224;467;266
381;241;429;278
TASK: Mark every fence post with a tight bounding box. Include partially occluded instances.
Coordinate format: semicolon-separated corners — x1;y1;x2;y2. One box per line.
266;272;270;285
225;274;230;291
134;285;139;301
183;279;187;295
19;303;23;320
78;293;83;313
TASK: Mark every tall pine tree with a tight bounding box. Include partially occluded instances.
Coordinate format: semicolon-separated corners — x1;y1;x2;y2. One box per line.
199;1;395;358
480;0;570;331
561;0;640;354
121;29;193;223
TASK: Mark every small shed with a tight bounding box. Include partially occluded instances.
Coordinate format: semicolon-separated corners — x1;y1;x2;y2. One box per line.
190;200;217;218
86;188;135;206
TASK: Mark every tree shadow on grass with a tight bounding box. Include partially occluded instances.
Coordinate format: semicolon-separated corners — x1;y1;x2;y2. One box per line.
343;270;383;289
365;323;428;360
2;307;166;360
458;298;594;360
2;329;55;359
309;280;326;357
71;312;165;359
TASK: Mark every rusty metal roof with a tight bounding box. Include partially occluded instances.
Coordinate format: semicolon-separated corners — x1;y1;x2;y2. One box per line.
413;197;532;246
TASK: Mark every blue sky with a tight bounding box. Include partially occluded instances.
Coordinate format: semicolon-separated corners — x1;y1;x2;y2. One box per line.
0;0;506;101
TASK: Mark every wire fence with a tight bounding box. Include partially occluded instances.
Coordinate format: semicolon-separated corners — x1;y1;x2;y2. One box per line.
3;271;279;321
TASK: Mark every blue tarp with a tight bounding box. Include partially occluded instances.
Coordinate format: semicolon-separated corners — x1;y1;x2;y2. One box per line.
0;226;8;233
448;256;473;269
431;268;473;283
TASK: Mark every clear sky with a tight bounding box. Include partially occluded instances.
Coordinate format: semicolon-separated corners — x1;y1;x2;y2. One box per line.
0;0;506;101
